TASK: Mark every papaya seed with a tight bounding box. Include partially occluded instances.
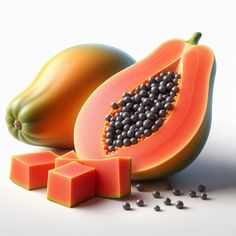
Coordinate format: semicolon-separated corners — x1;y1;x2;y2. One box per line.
104;71;180;154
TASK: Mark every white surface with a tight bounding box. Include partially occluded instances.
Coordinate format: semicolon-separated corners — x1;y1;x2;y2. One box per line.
1;0;236;235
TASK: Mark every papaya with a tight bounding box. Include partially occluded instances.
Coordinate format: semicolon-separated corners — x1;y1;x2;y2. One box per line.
74;33;216;180
6;45;135;148
55;151;132;198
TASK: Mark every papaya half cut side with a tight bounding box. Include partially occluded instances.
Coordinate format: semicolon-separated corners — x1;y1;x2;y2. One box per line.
74;33;216;180
6;45;135;148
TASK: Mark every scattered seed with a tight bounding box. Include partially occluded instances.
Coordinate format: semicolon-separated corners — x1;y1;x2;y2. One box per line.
189;190;197;198
201;192;207;200
136;183;144;192
198;184;206;192
172;189;181;196
136;199;145;207
122;202;131;210
175;200;184;209
154;205;161;211
164;197;171;205
152;191;161;198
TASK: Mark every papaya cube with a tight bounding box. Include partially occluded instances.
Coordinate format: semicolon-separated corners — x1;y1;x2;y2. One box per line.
55;151;131;198
55;151;78;167
10;151;57;190
47;161;95;207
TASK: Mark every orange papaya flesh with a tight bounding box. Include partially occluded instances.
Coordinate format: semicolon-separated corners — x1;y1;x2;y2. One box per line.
6;45;135;148
47;161;95;207
10;151;58;190
55;151;131;198
74;33;216;180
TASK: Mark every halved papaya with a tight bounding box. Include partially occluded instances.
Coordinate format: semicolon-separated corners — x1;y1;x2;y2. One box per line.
6;45;135;148
74;33;216;180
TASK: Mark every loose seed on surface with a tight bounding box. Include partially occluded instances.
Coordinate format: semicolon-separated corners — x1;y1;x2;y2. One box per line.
189;190;197;198
136;199;145;207
122;202;131;210
198;184;206;192
175;200;184;209
136;183;144;192
172;189;181;196
152;191;161;198
164;197;171;205
201;192;208;200
154;205;161;211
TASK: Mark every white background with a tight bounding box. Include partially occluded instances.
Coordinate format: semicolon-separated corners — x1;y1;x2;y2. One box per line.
1;0;236;235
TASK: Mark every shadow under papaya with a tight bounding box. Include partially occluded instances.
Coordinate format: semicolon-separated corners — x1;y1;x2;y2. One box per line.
131;149;236;193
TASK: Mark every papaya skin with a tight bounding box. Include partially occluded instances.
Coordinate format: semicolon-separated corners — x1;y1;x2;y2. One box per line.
6;45;135;148
74;33;216;180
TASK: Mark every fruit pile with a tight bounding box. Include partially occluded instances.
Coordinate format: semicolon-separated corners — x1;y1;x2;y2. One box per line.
6;33;216;208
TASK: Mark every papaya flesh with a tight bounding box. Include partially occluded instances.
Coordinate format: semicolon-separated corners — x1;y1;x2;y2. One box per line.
74;33;216;180
6;45;135;148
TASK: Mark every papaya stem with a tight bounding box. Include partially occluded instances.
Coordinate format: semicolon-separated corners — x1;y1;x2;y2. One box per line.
14;119;22;130
186;32;202;45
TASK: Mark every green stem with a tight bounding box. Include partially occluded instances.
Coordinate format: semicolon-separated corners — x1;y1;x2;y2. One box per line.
186;32;202;45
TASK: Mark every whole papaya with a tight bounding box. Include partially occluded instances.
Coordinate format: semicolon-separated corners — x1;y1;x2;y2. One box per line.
6;44;135;148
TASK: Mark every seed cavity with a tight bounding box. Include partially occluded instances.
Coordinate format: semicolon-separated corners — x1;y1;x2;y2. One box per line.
103;71;181;154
